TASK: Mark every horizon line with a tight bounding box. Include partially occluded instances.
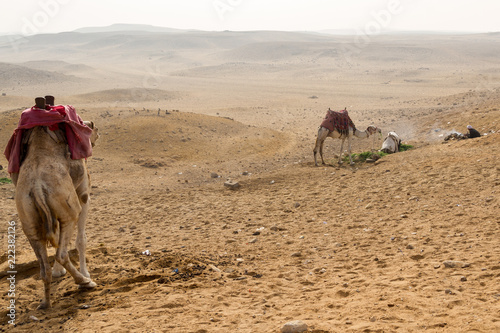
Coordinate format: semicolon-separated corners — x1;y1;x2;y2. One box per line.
0;23;499;36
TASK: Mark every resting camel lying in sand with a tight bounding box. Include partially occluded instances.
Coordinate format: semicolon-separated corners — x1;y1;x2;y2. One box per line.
380;131;401;154
313;108;381;166
14;113;99;309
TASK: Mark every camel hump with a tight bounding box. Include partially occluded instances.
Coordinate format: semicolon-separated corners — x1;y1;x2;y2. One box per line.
32;185;59;248
321;108;355;135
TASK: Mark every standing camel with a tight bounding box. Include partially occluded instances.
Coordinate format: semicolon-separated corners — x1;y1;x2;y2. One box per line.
9;98;99;309
313;108;381;166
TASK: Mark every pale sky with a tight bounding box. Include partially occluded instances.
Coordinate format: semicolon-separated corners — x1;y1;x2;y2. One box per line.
2;0;500;35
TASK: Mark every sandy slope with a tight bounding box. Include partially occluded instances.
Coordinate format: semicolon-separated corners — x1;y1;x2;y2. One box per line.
0;30;499;332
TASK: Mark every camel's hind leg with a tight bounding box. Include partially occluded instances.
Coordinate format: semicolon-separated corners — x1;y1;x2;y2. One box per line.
28;239;52;309
313;128;329;166
55;220;96;289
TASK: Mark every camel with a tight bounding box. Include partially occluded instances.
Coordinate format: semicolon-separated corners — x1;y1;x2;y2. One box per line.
313;108;381;166
380;131;401;154
14;98;99;309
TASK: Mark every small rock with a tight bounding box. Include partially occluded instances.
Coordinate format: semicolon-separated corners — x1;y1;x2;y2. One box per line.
242;171;249;176
29;315;40;322
118;227;125;232
294;202;301;208
443;260;471;268
365;202;373;209
281;320;308;333
210;172;219;178
291;252;302;257
209;264;221;273
400;214;408;218
460;276;467;282
248;238;258;243
252;231;261;236
406;244;415;250
224;180;240;190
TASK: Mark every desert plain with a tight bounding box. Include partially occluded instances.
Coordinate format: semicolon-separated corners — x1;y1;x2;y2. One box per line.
0;26;499;332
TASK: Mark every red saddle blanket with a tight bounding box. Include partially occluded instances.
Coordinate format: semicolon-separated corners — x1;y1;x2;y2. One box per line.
320;109;356;135
4;105;93;173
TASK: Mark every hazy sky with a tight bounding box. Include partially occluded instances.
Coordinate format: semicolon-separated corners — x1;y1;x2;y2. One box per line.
3;0;500;35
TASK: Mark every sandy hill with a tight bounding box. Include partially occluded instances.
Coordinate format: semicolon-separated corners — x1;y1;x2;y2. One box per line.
74;23;188;34
0;28;499;332
20;60;95;75
0;62;80;89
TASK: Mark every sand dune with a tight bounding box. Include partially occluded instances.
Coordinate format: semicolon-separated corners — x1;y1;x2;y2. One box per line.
0;62;81;88
0;28;499;332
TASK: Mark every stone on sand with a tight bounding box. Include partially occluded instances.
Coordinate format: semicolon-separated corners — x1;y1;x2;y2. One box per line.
281;320;308;333
443;260;471;268
224;180;240;190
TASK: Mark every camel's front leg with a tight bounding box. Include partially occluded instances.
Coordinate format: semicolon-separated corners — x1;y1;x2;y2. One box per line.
52;260;66;278
348;136;354;165
338;139;345;164
53;200;90;278
56;220;96;289
76;200;90;278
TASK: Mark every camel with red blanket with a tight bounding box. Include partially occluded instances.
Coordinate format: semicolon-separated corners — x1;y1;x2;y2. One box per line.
313;108;381;166
6;97;99;309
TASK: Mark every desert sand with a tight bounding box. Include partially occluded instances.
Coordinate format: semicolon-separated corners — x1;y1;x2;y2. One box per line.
0;26;499;332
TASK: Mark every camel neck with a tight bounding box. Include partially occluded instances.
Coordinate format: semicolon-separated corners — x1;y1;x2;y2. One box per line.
353;129;369;138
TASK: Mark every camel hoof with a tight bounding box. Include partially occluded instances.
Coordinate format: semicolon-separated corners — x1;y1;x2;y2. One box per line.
52;267;67;278
78;280;97;289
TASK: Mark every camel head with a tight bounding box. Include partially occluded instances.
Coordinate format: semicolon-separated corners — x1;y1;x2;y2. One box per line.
366;125;382;137
83;121;100;147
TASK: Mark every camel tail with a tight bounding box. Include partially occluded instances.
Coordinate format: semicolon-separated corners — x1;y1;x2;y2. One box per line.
32;185;59;248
